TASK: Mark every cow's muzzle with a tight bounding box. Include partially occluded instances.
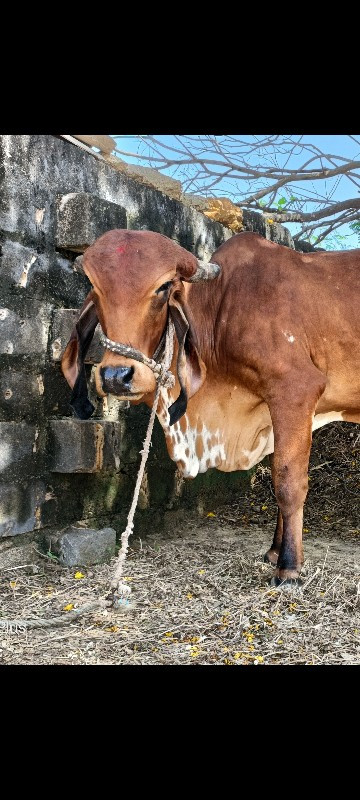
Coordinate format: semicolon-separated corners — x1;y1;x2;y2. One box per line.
100;365;135;394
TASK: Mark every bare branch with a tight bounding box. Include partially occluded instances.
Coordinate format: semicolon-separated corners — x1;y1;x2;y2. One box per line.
261;197;360;223
112;135;360;246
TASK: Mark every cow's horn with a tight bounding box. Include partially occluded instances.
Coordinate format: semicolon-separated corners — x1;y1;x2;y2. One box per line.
188;260;221;282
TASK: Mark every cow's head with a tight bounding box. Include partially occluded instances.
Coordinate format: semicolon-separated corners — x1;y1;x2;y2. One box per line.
61;229;221;424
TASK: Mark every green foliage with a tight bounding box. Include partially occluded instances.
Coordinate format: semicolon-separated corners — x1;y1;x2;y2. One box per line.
350;221;360;244
259;194;298;212
307;232;351;251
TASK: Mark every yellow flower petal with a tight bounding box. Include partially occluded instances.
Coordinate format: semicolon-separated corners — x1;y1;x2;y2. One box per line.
207;512;216;517
74;571;85;579
186;593;193;600
10;581;17;589
198;570;205;576
63;603;74;612
261;505;268;511
105;625;119;633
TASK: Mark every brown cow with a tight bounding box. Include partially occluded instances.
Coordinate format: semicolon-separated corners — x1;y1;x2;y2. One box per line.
62;229;360;586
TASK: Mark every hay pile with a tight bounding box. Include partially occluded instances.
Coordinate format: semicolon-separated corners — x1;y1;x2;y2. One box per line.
228;422;360;537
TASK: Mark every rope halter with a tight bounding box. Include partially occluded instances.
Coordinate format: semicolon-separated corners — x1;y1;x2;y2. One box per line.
99;318;176;390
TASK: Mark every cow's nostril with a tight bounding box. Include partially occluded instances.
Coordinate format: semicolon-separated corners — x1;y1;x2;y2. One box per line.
100;365;134;393
120;366;134;385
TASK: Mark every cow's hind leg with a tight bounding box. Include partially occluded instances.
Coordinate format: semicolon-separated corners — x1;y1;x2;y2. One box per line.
265;369;326;586
264;453;283;565
264;506;283;566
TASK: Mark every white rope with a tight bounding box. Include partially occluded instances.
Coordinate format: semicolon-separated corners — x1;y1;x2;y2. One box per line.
109;319;175;606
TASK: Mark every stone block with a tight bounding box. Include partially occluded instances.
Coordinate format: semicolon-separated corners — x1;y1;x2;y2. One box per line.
49;419;126;473
0;422;40;478
0;369;44;421
43;363;77;417
48;254;91;307
0;480;46;536
0;534;42;569
0;240;49;296
56;192;127;252
0;303;50;358
50;308;103;363
44;525;116;566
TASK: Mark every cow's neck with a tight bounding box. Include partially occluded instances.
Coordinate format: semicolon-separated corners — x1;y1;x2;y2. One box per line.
154;289;274;478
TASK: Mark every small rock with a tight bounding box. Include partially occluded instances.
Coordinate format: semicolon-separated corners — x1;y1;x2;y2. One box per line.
44;526;116;567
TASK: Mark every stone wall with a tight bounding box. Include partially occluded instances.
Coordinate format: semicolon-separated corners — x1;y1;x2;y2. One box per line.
0;135;259;545
1;135;314;555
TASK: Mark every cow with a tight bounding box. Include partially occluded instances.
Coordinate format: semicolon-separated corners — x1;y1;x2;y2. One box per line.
61;228;360;586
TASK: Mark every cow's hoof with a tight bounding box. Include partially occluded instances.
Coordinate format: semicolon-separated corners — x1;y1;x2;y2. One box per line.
270;576;303;589
264;549;278;566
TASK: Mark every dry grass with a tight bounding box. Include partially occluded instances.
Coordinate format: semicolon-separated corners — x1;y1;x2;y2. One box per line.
0;519;359;665
1;421;359;666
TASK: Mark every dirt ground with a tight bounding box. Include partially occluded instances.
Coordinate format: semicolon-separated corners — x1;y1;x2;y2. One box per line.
1;422;360;666
1;515;359;666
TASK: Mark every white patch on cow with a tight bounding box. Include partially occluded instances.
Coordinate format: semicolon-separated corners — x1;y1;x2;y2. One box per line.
157;389;226;478
283;331;295;343
312;411;344;432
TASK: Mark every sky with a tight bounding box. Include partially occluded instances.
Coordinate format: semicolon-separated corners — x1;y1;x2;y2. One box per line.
111;135;360;249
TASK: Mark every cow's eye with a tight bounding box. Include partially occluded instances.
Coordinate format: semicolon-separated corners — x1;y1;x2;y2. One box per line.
155;281;172;295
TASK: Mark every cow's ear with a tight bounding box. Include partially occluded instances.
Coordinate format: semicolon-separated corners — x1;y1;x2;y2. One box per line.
168;285;206;426
61;291;99;420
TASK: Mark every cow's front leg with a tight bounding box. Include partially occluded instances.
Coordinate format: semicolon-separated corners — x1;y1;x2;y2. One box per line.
265;371;325;585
